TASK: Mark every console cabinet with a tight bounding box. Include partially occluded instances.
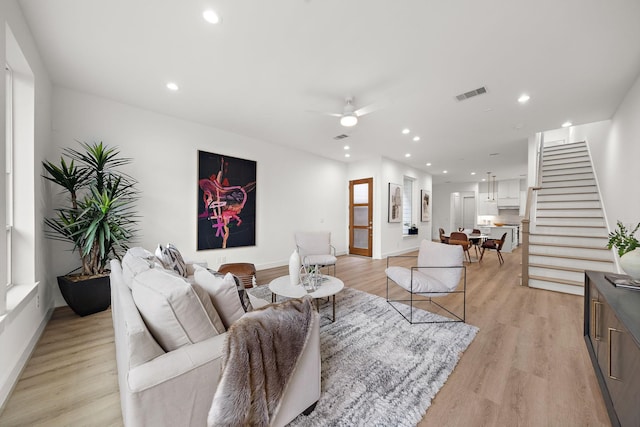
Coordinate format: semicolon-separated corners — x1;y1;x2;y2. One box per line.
584;271;640;427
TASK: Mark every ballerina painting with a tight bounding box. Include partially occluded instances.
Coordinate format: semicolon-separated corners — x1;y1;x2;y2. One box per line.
197;151;256;250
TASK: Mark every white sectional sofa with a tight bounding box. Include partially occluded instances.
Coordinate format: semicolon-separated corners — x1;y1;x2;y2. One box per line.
110;249;321;427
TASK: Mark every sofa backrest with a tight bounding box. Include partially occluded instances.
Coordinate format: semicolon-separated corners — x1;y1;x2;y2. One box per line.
110;259;165;370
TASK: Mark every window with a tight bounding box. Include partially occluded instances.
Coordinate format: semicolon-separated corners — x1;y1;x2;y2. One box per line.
5;64;13;289
402;177;413;234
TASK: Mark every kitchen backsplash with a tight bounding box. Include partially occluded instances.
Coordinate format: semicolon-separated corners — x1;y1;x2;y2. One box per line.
478;209;522;226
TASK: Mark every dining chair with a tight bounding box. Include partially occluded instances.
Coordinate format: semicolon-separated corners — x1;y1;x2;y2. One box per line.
469;229;482;258
480;232;508;265
439;228;449;244
448;232;471;263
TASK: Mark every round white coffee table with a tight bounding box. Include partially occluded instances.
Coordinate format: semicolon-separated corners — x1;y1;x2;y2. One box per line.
269;275;344;322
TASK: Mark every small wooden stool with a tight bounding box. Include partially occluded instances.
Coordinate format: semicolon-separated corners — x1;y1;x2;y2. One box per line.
217;262;256;288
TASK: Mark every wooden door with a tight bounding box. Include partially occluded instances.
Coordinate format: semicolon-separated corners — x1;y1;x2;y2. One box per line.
349;178;373;257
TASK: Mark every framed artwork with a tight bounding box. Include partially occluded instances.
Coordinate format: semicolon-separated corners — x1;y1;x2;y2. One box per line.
421;190;431;222
197;150;256;250
388;183;402;223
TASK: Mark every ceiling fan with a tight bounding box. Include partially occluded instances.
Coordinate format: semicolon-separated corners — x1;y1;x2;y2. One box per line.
312;97;380;127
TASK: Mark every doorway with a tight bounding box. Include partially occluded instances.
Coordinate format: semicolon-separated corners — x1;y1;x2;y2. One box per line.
450;191;476;231
349;178;373;257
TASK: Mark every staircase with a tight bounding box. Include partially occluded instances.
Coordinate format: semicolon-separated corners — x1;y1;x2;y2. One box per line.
527;141;615;295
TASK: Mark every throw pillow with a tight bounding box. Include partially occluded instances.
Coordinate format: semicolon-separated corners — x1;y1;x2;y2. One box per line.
193;266;246;329
156;243;188;278
121;247;156;289
131;268;225;352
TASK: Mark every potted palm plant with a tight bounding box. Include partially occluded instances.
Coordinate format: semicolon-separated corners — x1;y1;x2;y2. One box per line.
607;220;640;281
43;141;138;316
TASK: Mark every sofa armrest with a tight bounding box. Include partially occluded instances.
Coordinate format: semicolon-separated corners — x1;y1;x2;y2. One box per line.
128;332;226;392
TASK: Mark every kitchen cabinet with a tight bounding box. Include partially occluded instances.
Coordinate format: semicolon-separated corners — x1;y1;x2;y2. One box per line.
497;179;520;208
477;192;498;215
584;271;640;427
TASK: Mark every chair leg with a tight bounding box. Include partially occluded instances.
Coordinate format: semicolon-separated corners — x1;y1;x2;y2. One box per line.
497;249;504;265
479;247;485;261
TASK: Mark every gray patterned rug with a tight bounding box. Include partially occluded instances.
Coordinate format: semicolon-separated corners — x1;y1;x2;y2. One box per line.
248;286;478;427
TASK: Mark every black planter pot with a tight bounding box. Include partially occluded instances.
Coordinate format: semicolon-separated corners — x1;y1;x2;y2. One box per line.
57;274;111;317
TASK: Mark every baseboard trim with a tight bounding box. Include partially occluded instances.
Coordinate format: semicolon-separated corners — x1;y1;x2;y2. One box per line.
0;305;54;413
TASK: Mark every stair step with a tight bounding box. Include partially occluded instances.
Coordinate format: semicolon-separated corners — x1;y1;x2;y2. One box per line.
528;279;585;296
529;253;614;271
529;233;609;247
529;242;609;250
528;263;594;285
543;161;592;171
533;225;608;237
529;244;612;260
543;166;593;176
541;179;596;188
543;141;587;151
536;209;602;218
537;187;597;195
529;263;586;273
537;193;599;202
536;217;605;227
542;155;591;167
529;274;583;287
542;173;594;182
543;151;589;161
536;200;600;208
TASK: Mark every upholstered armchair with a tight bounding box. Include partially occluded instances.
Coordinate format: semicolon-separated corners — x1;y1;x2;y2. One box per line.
295;231;337;275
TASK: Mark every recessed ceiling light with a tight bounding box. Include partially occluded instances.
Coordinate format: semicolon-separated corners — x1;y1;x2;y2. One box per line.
166;82;179;91
343;145;350;150
518;94;530;103
471;172;476;175
413;136;420;142
203;10;221;24
402;128;410;135
345;153;350;158
405;153;411;158
562;121;572;128
482;178;486;181
443;170;448;174
426;163;431;166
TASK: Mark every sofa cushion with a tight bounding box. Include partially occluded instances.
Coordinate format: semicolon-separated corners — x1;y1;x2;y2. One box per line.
193;266;245;329
156;243;188;278
122;247;156;289
131;268;225;352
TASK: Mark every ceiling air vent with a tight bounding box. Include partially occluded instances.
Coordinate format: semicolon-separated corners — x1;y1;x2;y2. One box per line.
333;134;349;140
455;86;488;102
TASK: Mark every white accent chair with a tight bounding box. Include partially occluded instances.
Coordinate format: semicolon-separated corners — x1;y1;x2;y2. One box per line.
295;231;337;275
385;240;466;324
110;252;321;427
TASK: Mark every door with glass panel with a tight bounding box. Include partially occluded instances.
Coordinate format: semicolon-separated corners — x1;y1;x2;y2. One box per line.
349;178;373;257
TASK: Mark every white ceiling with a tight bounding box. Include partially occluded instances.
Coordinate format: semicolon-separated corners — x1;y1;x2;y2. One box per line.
17;0;640;184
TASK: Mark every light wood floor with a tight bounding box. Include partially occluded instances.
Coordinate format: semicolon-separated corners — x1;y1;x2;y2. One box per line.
0;247;610;426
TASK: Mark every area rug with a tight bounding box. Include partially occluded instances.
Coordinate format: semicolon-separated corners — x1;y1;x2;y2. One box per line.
248;286;478;426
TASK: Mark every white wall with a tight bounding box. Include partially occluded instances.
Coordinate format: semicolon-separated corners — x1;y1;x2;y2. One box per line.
591;73;640;228
380;157;432;257
0;0;53;410
50;87;348;294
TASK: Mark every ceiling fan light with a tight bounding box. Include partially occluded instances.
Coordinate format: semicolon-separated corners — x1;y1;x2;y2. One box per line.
340;114;358;127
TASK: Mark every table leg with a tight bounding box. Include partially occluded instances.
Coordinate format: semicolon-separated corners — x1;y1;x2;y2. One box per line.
332;294;336;322
272;293;275;303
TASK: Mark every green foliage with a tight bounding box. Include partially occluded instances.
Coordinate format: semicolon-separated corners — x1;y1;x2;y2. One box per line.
607;220;640;257
43;141;139;276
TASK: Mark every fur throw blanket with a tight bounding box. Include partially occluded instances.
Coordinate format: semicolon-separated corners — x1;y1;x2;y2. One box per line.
208;296;315;427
